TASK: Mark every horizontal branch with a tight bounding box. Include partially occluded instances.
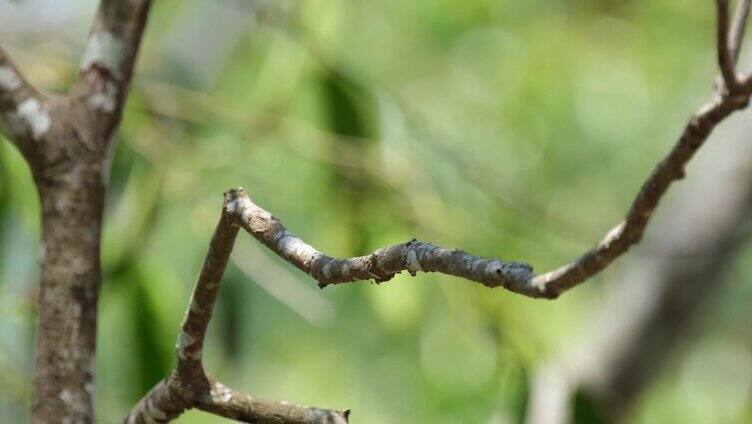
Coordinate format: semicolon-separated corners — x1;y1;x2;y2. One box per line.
125;193;349;423
195;376;350;424
225;188;539;294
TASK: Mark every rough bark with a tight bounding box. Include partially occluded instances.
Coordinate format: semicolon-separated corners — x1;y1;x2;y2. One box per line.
1;1;153;422
32;151;107;423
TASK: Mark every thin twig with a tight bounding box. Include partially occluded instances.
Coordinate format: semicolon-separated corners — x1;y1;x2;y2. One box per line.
526;124;752;423
717;0;739;90
730;0;751;61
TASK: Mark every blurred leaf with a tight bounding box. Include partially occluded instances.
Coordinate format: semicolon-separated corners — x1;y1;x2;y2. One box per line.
102;160;163;280
216;266;246;362
572;389;606;424
320;67;380;255
129;267;174;396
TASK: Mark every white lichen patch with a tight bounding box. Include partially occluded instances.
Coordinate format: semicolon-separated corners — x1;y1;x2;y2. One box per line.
275;229;292;249
530;274;551;293
406;250;423;273
210;381;233;403
17;98;51;139
79;31;125;78
600;221;626;248
0;65;22;91
175;330;197;360
59;388;74;404
471;258;484;271
143;396;168;423
322;262;332;279
306;408;347;423
87;80;117;113
227;195;255;222
278;233;319;261
484;261;501;275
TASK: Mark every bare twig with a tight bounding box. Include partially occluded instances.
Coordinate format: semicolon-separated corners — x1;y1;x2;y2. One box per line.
526;117;752;423
227;188;538;293
717;0;739;90
124;192;349;424
195;376;349;424
730;0;751;60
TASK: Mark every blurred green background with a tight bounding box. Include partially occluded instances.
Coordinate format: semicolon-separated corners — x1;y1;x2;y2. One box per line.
1;0;752;422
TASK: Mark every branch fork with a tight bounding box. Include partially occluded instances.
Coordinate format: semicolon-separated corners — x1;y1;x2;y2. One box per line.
125;191;350;424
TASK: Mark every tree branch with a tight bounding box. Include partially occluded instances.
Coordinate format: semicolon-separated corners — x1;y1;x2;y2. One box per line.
730;0;751;61
70;0;152;135
717;0;739;90
526;117;752;423
124;192;349;423
195;376;350;424
226;188;538;293
0;45;48;157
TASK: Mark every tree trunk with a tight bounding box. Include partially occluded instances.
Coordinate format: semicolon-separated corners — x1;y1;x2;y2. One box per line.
30;119;108;422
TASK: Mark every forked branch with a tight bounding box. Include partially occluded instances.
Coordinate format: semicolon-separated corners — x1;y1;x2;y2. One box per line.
124;193;349;423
